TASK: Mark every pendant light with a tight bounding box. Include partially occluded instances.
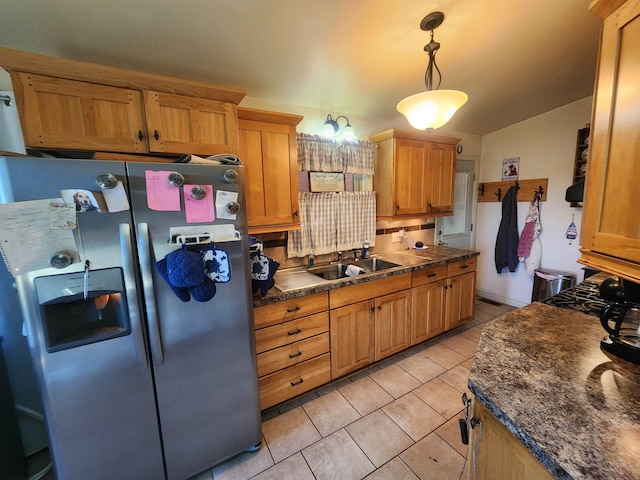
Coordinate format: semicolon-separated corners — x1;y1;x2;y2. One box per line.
397;12;468;131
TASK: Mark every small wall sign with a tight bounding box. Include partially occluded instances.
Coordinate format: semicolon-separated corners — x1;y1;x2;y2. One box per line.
502;157;520;180
310;172;345;192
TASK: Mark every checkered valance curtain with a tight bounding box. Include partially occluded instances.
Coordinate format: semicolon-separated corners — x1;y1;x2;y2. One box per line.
296;133;375;175
287;191;376;258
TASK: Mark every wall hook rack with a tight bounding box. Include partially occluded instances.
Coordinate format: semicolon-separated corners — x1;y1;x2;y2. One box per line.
477;178;548;203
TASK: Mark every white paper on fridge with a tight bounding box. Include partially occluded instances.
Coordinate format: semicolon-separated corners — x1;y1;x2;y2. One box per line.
100;181;130;212
215;190;238;220
145;170;181;211
0;199;78;277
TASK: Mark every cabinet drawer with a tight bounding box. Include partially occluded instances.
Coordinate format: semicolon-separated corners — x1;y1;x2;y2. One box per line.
412;264;448;286
447;257;477;276
257;333;329;377
255;311;329;354
258;354;331;410
329;273;412;309
254;292;328;329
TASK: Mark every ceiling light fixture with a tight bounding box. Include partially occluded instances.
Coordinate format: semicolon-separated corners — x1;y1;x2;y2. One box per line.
396;12;468;131
322;114;357;141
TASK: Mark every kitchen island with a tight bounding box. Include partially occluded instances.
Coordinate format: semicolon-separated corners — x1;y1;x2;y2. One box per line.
468;301;640;479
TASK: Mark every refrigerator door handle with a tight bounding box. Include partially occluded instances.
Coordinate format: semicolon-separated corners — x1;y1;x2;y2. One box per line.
136;222;165;365
119;223;149;369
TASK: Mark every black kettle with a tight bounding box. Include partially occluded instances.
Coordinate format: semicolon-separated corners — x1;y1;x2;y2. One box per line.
599;277;640;365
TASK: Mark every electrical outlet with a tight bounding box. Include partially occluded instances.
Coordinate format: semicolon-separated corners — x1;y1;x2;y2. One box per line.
391;232;401;243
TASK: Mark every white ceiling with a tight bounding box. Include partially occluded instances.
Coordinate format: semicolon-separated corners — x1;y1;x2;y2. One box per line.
0;0;602;136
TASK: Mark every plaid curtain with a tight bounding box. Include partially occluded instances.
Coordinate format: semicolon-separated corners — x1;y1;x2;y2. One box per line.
288;191;376;258
297;133;375;175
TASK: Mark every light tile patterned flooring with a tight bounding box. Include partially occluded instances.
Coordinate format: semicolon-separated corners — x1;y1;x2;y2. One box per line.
192;298;515;480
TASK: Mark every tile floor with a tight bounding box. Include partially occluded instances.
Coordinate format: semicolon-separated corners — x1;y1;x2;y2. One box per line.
191;298;515;480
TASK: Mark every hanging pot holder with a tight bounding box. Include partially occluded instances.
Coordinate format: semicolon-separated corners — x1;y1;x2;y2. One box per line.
201;242;231;283
166;244;206;287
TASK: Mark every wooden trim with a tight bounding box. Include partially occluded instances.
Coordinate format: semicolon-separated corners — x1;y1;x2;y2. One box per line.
589;0;627;18
0;47;245;104
369;128;461;145
477;178;548;202
238;107;303;125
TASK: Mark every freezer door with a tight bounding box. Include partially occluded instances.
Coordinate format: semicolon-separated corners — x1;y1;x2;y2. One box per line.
2;158;165;480
127;162;262;480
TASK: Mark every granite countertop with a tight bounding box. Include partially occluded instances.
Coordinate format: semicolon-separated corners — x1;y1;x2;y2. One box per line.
253;246;479;307
469;302;640;479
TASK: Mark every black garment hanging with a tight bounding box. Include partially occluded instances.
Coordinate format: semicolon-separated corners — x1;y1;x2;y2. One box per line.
495;186;519;273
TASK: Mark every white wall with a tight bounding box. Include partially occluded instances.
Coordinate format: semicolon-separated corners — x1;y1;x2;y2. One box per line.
475;97;592;307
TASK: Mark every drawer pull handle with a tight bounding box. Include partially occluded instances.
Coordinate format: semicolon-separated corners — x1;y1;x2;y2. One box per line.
291;378;304;387
460;265;469;269
427;273;437;277
287;329;302;336
289;351;303;358
286;306;301;313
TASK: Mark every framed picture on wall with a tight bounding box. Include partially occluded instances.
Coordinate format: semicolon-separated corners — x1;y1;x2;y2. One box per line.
502;157;520;180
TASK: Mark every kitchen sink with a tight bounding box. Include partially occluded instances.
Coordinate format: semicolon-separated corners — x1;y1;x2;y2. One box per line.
351;258;400;272
307;263;349;280
308;258;401;280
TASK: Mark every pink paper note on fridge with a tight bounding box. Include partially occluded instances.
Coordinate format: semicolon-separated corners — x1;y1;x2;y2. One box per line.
184;184;215;223
145;170;181;211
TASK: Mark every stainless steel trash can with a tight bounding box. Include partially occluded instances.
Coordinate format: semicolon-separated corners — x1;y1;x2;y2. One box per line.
532;269;576;302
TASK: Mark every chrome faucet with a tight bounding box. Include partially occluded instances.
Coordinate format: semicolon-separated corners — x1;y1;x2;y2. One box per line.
337;251;343;263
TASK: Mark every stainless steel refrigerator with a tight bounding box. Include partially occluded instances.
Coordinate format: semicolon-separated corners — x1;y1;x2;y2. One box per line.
0;156;262;480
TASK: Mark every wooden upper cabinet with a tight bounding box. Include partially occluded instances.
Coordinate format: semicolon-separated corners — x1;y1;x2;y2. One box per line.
0;47;245;156
143;91;239;156
11;72;147;153
238;108;302;234
579;0;640;283
370;129;460;220
427;142;455;214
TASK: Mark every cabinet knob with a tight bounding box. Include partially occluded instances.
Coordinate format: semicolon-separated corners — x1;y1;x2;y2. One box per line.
395;204;400;210
137;130;144;141
293;210;299;217
154;130;159;141
377;305;382;311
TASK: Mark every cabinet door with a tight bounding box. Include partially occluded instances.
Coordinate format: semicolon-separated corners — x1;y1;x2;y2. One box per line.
330;301;375;378
445;271;476;330
143;90;239;156
394;138;429;215
374;290;411;361
580;2;640;280
238;119;299;233
12;72;147;153
411;280;447;345
427;142;455;215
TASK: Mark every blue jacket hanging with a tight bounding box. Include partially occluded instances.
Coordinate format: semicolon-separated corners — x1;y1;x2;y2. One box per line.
495;186;519;273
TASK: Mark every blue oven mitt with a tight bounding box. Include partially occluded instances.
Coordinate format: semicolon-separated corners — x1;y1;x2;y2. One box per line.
166;244;206;287
154;257;191;302
188;276;217;302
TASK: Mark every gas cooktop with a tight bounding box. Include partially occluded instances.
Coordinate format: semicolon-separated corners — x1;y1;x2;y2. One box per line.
541;280;608;317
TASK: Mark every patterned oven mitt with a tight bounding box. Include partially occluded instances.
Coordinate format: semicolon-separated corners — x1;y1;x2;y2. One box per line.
201;242;231;283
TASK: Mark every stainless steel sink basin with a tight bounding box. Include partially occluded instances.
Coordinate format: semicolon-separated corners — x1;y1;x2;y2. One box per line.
307;258;401;280
307;263;349;280
351;258;400;272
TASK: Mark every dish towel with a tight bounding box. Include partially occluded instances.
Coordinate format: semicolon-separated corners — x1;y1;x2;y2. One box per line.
249;237;281;296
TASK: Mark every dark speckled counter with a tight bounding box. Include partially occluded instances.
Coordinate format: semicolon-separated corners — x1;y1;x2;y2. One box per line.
469;302;640;480
252;246;479;307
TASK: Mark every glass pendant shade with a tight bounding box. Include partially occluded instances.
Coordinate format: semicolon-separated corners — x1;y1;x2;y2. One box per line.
397;89;468;130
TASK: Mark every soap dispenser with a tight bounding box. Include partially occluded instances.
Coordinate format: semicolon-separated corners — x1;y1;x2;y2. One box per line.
362;243;370;259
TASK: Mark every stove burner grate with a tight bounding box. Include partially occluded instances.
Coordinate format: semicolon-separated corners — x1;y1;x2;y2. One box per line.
541;281;608;317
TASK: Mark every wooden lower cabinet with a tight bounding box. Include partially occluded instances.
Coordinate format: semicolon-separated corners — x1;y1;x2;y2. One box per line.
375;290;411;360
258;355;331;411
411;279;447;345
330;301;375;378
467;398;555;480
254;292;329;410
445;271;476;330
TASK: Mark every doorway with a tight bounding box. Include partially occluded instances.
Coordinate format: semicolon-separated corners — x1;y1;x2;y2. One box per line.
438;159;476;249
